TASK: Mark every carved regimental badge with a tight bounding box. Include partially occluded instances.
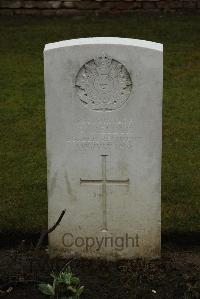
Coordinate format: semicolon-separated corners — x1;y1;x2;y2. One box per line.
75;54;132;111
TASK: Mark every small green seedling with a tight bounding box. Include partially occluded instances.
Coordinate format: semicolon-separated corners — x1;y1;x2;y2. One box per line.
38;266;84;299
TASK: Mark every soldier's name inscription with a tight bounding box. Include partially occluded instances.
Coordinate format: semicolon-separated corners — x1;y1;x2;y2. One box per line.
66;120;143;151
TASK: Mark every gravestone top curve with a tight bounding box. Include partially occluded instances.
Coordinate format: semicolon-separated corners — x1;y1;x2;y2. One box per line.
44;37;163;52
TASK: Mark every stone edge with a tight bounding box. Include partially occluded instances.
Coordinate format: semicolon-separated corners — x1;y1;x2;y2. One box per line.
44;37;163;53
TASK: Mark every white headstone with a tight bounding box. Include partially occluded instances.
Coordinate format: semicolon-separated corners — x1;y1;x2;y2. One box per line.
44;37;163;259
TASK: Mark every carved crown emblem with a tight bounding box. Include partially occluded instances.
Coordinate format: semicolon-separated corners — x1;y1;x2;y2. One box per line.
95;53;112;75
75;54;132;111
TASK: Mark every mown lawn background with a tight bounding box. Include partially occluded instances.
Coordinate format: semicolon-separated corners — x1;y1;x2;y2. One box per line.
0;16;199;234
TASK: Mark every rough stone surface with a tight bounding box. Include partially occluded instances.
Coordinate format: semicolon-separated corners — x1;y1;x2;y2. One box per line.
44;37;163;260
0;1;21;9
0;0;199;15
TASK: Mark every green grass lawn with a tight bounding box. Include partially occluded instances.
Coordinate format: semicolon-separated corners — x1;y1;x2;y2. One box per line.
0;15;199;234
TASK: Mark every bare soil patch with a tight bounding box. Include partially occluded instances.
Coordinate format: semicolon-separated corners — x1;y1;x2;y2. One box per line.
0;242;199;299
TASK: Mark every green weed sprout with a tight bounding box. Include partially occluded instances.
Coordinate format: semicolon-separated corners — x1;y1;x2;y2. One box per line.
38;266;84;299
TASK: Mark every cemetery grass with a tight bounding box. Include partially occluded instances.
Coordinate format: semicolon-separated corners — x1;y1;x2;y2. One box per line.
0;15;200;236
